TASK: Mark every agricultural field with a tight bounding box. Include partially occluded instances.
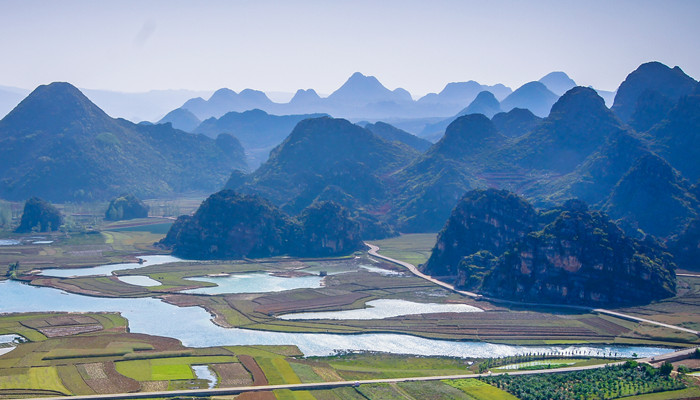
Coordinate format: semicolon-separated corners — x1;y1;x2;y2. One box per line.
615;275;700;334
4;220;698;347
480;362;692;400
368;233;438;267
0;312;251;396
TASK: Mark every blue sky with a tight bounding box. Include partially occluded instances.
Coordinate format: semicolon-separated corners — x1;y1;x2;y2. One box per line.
1;0;698;95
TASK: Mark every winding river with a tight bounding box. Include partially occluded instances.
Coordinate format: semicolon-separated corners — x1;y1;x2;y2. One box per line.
0;279;671;359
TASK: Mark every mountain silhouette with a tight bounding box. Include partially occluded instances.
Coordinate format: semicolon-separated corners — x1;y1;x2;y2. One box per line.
611;61;697;123
500;81;559;117
491;108;542;138
0;82;246;201
538;71;577;95
158;108;201;132
194;109;326;168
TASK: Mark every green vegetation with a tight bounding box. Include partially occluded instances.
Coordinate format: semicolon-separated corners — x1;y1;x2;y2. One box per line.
105;194;149;221
426;190;676;306
368;233;437;267
0;82;247;202
445;378;519;400
481;363;688;400
0;366;70;394
15;197;62;233
160;191;364;259
321;353;471;380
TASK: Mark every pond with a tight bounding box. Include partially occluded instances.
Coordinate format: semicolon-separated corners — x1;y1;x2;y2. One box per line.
0;280;672;359
39;255;181;277
278;299;482;320
183;272;324;294
192;365;217;389
0;239;20;246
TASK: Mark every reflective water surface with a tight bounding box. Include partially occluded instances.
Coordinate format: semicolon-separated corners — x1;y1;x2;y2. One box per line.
0;280;671;358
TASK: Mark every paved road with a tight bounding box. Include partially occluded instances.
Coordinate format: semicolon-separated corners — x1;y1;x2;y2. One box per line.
29;346;700;400
365;242;700;336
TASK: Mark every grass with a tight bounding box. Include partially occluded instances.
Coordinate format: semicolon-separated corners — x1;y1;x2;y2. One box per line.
0;366;70;394
620;387;700;399
115;356;236;381
445;379;519;400
356;382;412;400
273;389;316;400
368;233;438;267
322;353;471;380
398;380;472;399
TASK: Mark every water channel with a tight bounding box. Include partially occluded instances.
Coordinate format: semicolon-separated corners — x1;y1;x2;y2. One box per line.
0;277;672;359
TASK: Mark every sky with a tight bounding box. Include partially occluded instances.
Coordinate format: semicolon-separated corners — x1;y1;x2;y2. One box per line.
1;0;699;96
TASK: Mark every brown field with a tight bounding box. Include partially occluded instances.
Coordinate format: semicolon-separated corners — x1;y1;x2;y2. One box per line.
212;362;253;386
235;391;276;400
238;355;268;386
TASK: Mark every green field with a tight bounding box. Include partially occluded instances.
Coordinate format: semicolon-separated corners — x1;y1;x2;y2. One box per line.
368;233;438;267
445;379;520;400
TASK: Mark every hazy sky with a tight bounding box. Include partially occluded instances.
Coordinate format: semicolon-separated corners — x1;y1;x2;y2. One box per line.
1;0;698;96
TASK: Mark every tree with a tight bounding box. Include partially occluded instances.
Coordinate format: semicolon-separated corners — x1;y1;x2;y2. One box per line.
659;361;673;375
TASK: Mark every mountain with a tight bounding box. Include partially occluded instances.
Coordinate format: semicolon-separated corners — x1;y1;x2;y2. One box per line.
159;191;363;259
364;121;432;152
544;130;650;206
393;114;507;232
159;191;300;259
457;91;501;118
507;86;625;174
669;218;700;270
228;116;418;213
182;88;276;119
538;71;577;95
82;88;211;122
287;89;323;112
328;72;412;106
594;89;617;107
424;190;676;306
194;109;327;168
611;61;697;123
0;82;247;201
419;91;502;139
0;86;28;119
500;81;559;117
297;201;363;256
423;189;538;278
491;108;542;138
15;197;62;233
158;108;201;132
418;81;511;107
603;154;699;238
105;194;149;221
644;85;700;181
628;90;675;132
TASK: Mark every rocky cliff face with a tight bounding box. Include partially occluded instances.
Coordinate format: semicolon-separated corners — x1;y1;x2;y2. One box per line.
423;189;537;277
298;201;362;257
425;191;676;306
480;200;676;305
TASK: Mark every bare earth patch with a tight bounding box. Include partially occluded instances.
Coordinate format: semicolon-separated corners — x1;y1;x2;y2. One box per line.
212;362;253;386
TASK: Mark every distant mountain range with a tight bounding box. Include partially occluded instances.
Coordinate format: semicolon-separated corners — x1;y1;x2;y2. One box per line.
170;71;603;125
0;83;246;201
221;61;699;252
1;62;697;274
